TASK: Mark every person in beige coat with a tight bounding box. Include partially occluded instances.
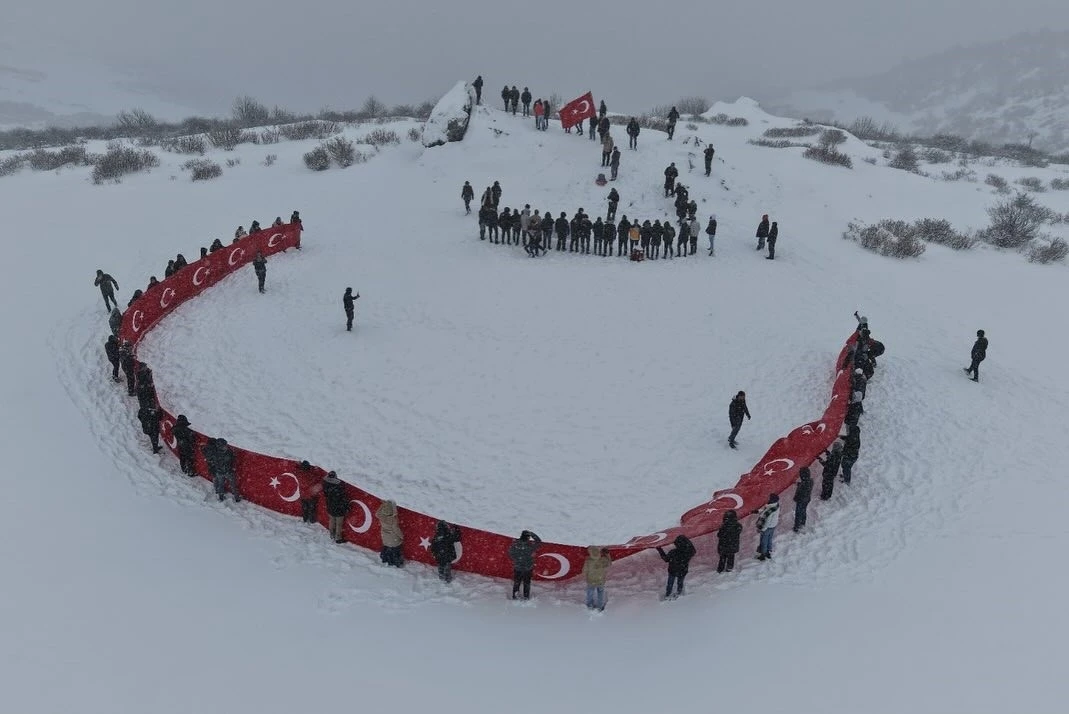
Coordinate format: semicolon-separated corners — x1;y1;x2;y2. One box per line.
601;133;615;167
582;546;612;611
376;499;404;567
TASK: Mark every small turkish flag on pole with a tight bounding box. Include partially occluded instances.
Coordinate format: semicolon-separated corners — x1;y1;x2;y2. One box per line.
559;91;596;130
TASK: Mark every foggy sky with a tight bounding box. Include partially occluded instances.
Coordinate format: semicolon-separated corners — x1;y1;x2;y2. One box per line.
5;0;1069;117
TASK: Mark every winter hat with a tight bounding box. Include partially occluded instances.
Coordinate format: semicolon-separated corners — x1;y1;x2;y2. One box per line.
762;214;768;221
799;466;811;480
769;493;779;503
710;214;717;220
977;329;985;337
298;460;311;470
176;414;189;425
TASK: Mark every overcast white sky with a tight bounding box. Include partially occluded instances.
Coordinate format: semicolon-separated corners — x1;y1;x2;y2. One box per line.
4;0;1069;116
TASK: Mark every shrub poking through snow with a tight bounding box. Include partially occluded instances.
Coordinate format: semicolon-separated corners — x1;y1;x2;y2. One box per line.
407;127;421;142
1016;176;1046;192
263;154;277;167
985;174;1010;193
1050;177;1069;191
803;145;853;168
911;218;976;249
91;145;160;184
889;145;919;172
707;113;748;127
280;121;339;141
161;135;207;155
843;220;926;258
0;154;26;177
363;129;400;147
763;126;821;138
1028;237;1069;264
303;147;331;171
324;137;356;167
182;158;222;181
207;124;254;150
979;192;1055;249
27;145;89;170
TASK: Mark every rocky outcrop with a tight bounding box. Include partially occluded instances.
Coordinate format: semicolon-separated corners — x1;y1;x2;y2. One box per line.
421;81;476;148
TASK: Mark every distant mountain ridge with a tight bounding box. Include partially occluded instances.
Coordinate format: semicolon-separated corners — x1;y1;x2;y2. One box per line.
769;30;1069;151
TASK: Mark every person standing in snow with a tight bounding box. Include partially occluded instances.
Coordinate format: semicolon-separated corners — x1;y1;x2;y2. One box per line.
666;106;680;140
137;405;162;453
104;334;121;382
626;117;640;149
500;207;513;244
430;520;462;582
793;467;813;532
490;180;502;207
650;219;663;259
601;132;614;167
716;510;742;573
582;546;612;611
135;363;156;410
851;368;868;400
533;99;544;129
603;220;616;257
755;494;780;560
520;87;532;116
593;217;605;256
965;329;988;382
343;287;360;332
501;85;510;110
541;211;554;251
204;437;239;502
704;144;716;176
95;269;120;311
588;115;597;140
598;99;607;119
656;535;696;599
252;251;267;293
173;415;196;476
541;100;552;131
297;460;322;523
472;75;483;105
376;499;404;567
609;146;621;181
118;341;136;396
756;214;770;251
845;390;865;427
461;181;475;214
321;471;349;543
554;212;569;251
510;86;520;114
687;216;700;255
817;441;844;500
664;163;678;197
663;221;676;259
840;425;861;484
606;188;620;222
706;215;718;256
508;530;543;600
766;221;779;260
728;391;751;449
617;216;631;256
520;204;533;246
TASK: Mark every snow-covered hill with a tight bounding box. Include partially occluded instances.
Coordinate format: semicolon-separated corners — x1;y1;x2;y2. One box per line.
770;29;1069;151
4;96;1069;713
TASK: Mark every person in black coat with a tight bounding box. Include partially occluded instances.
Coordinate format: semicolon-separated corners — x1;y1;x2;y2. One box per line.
430;520;462;582
94;269;120;311
716;510;742;572
342;288;360;331
793;466;813;531
477;203;492;240
663;163;678;197
656;535;696;599
617;216;630;256
840;425;861;484
252;251;267;293
138;405;162;453
766;221;779;260
461;181;475;214
135;363;156;410
204;437;239;502
127;289;143;308
118;341;136;396
520;87;532;116
472;75;483;105
650;220;663;259
704;144;716;176
666;106;680;140
541;212;554;251
756;214;769;250
592;217;605;256
321;471;349;543
609;146;621;180
964;329;988;382
607;187;619;221
728;391;751;449
485;206;499;243
509;86;520;114
626;117;640;149
490;181;502;207
845;390;865;427
209;238;224;253
554;213;569;251
174;254;188;271
249;220;261;234
817;441;843;500
603;220;616;258
104;334;121;382
851;368;868;399
173;414;196;476
598;99;607;119
164;260;176;279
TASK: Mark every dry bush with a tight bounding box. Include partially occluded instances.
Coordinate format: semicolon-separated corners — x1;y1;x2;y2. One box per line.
979;193;1055;248
803;145;853;168
1050;177;1069;190
161;135;207;155
303;147;330;171
407;127;421;142
182;158;222;181
259;128;281;145
91;146;160;184
749;138;795;149
363;129;400;147
280;121;339;141
0;154;26;177
707;113;748;127
911;218;976;249
1016;176;1046;192
27;145;88;170
324;136;356;167
843;220;926;258
889;145;919;171
263;154;277;167
208;124;254;150
764;126;821;138
1028;237;1068;264
985;174;1010;193
676;96;710;117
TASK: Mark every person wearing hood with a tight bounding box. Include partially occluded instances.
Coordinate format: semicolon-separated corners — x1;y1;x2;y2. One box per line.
817;441;844;500
234;226;247;240
252;251;267;293
118;341;137;396
716;510;742;573
853;310;869;333
582;546;612;611
173;415;196;476
666;106;680;140
174;254;188;271
376;499;405;567
607;188;620;222
626;117;640;149
164;260;176;279
472;74;483;105
965;329;988;382
704;144;716;176
461;181;475;214
203;437;239;502
508;529;543;600
297;460;322;523
663;163;678;197
601;132;614;167
793;467;813;532
127;289;143;309
840;425;861;484
94;269;120;311
321;471;349;543
756;214;770;250
766;221;779;259
755;494;781;560
343;288;360;332
728;391;751;449
430;520;462;582
209;238;224;253
249;220;261;234
137;405;162;453
609;146;621;180
521;87;532;116
656;535;696;599
104;334;121;382
135;363;157;410
706;215;718;256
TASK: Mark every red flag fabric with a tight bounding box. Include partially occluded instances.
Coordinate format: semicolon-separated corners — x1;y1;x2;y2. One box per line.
559;91;596;129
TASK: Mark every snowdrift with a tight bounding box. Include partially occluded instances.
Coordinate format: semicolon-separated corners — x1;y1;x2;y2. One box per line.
421;80;476;147
119;222;857;582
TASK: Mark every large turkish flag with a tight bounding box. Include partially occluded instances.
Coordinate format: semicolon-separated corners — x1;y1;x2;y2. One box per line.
559;91;596;129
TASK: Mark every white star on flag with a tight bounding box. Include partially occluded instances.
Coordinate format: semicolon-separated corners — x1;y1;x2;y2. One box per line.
269;476;280;488
419;537;432;550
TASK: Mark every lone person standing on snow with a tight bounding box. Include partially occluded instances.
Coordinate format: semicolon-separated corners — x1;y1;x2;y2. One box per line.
343;287;360;332
756;214;770;251
626;117;640;149
666;106;680;140
252;251;267;293
965;330;988;382
704;144;716;176
95;269;120;311
461;181;475;214
664;163;678;197
728;391;751;449
508;530;543;600
472;75;483;105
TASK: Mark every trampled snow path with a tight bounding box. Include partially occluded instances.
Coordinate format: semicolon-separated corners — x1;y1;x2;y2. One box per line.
8;98;1069;713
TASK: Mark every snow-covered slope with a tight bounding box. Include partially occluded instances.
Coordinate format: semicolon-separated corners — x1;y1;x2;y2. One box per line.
770;29;1069;151
4;98;1069;713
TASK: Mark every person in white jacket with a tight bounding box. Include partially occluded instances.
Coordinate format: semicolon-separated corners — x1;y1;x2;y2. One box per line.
755;493;781;561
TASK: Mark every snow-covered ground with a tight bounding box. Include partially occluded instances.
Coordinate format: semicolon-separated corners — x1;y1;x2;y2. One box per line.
4;97;1069;713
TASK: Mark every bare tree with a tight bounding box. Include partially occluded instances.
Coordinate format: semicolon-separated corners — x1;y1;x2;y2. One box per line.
232;96;271;128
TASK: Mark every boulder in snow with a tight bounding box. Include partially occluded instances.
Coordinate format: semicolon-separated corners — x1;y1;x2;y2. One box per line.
421;81;476;148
